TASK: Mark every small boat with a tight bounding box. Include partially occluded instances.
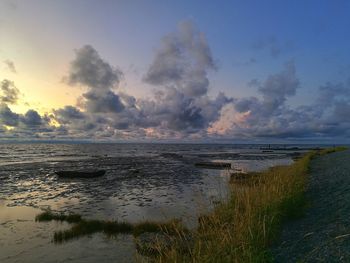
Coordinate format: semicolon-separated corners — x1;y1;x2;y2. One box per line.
55;170;106;178
195;162;231;169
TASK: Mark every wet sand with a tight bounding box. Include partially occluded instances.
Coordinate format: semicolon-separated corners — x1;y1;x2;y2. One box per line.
272;149;350;262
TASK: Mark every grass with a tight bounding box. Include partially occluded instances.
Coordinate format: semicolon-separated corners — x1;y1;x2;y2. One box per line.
313;146;347;156
35;210;187;243
152;146;347;262
36;146;347;262
35;210;82;223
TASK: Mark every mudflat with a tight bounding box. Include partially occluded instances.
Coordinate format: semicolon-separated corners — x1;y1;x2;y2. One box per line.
272;150;350;262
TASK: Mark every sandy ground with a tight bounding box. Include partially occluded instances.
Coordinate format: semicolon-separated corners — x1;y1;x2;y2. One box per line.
272;149;350;262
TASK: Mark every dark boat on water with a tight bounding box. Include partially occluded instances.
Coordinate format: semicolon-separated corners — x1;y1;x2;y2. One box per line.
55;170;106;178
195;162;231;169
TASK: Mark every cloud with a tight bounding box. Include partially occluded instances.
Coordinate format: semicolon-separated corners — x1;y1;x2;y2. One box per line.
65;45;123;90
3;20;350;142
20;110;42;126
210;61;350;141
3;60;17;73
0;79;56;139
82;90;125;113
54;106;85;123
0;105;44;128
64;45;127;116
138;20;231;135
252;36;295;59
0;100;54;140
0;79;19;104
233;61;299;118
0;103;19;126
232;58;257;68
56;22;232;139
257;61;299;112
210;62;304;138
144;20;216;97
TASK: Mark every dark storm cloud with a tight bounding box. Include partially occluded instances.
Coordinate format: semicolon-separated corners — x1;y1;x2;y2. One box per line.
144;20;216;97
61;45;139;137
82;90;125;113
53;105;104;134
3;60;17;73
64;45;127;116
0;103;19;126
20;110;42;126
0;104;45;128
128;87;233;135
149;88;206;132
138;20;232;135
65;45;123;90
0;79;19;104
54;106;85;123
0;102;56;141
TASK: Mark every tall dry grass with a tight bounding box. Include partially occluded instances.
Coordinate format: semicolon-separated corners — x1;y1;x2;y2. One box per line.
154;147;347;263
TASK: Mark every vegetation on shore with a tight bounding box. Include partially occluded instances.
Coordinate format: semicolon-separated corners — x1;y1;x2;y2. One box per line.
35;210;186;244
36;146;347;262
153;146;347;262
36;211;82;223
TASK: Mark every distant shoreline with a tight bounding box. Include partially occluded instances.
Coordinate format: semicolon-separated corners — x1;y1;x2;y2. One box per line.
0;140;346;146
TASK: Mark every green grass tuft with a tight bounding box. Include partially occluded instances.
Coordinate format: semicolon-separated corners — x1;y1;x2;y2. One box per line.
35;210;82;223
53;219;134;243
36;211;187;244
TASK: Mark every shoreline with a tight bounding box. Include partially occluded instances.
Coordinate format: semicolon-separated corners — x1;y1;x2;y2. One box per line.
0;145;344;262
272;148;350;262
30;148;346;262
140;147;346;262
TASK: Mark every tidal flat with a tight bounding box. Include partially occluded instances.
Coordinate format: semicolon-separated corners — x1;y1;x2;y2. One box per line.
0;143;301;262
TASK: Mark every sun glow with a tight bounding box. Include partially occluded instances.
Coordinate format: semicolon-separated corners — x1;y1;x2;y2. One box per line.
48;118;61;128
3;125;15;131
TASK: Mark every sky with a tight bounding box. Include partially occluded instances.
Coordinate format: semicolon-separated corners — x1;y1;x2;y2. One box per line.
1;0;350;143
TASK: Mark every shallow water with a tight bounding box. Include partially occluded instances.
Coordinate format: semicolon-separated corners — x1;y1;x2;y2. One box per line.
0;143;295;262
0;205;136;263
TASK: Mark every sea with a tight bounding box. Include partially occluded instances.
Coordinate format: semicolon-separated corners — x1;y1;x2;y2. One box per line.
0;143;311;262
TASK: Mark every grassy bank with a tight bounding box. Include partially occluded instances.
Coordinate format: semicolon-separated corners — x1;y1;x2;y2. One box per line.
154;146;347;262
